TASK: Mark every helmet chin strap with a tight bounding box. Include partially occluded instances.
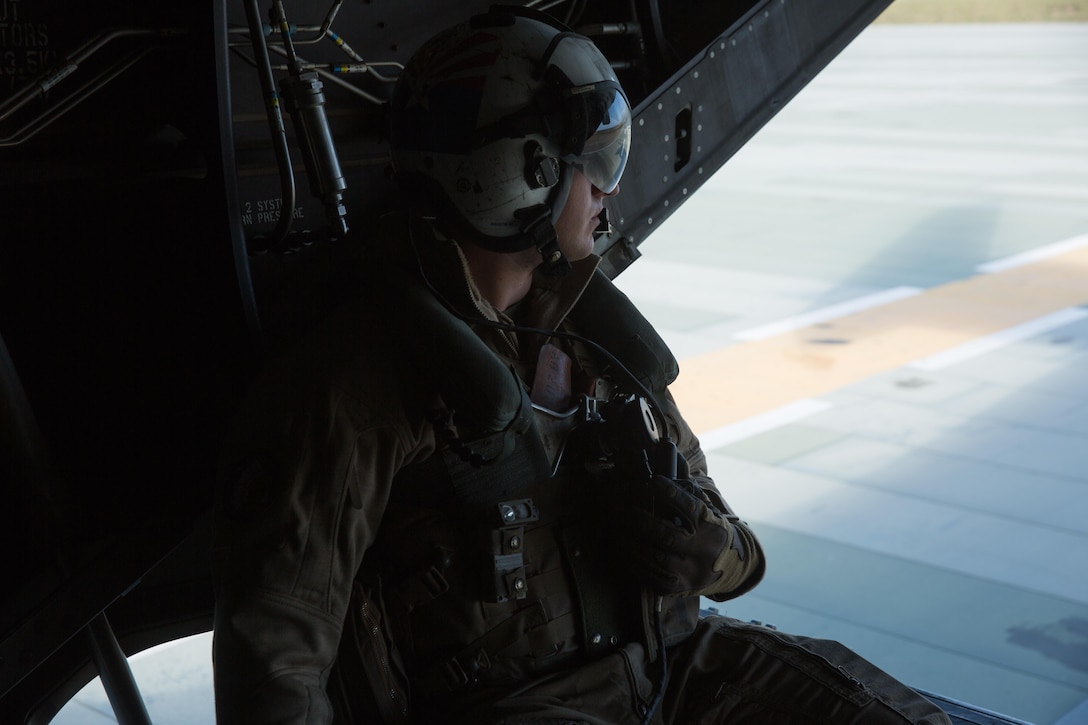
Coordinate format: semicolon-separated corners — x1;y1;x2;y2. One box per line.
513;158;575;276
513;205;571;277
537;232;572;277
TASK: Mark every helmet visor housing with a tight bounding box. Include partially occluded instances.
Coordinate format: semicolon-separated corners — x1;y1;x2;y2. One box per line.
561;82;631;194
541;32;632;194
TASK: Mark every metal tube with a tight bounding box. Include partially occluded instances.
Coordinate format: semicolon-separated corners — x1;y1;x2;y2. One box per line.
244;0;296;246
85;613;152;725
0;50;151;148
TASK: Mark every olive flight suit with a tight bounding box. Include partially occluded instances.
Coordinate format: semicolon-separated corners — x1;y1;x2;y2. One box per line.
212;213;951;724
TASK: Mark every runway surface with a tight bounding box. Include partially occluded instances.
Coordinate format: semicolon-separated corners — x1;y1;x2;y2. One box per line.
614;22;1088;725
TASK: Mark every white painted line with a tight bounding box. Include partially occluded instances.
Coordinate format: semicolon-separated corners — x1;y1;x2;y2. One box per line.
698;399;833;449
733;286;923;341
770;122;1088;152
908;307;1088;372
989;183;1088;201
976;233;1088;274
714;457;1088;604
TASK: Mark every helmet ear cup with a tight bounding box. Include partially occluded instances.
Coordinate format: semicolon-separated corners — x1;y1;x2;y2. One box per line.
524;141;560;190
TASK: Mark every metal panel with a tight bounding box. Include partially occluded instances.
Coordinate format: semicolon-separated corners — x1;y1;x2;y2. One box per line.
597;0;895;277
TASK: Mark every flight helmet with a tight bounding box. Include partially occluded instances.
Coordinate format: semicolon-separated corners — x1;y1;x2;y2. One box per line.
388;7;631;255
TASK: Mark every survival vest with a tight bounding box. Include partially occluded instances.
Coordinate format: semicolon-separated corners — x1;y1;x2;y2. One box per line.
331;219;693;722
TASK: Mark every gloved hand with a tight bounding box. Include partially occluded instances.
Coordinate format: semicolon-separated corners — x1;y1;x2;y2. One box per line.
609;474;746;598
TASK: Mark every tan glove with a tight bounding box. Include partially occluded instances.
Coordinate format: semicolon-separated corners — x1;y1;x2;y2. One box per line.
610;474;753;598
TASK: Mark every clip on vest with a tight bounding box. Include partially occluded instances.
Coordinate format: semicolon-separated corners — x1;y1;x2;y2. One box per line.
486;498;540;602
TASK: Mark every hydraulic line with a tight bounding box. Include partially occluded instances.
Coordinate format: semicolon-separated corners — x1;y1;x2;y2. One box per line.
243;0;296;247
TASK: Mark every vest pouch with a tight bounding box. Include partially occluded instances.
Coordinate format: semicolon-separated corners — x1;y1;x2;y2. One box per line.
559;522;644;658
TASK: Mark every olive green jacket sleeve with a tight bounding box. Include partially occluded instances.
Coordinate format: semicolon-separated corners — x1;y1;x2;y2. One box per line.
211;304;432;725
657;386;766;602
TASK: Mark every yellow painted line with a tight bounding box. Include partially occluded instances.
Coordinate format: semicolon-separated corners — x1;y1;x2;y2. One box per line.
671;244;1088;435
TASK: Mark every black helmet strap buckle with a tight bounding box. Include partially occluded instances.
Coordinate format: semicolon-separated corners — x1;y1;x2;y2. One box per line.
515;204;571;277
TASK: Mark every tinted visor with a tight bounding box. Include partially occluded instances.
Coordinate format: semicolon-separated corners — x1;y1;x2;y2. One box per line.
563;84;631;194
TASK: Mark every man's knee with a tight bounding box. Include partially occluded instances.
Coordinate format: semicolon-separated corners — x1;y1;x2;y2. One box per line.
668;617;951;724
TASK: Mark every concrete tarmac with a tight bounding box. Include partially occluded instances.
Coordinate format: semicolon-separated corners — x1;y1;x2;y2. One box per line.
614;22;1088;725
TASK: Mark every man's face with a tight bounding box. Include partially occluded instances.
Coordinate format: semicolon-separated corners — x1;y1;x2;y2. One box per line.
554;168;618;262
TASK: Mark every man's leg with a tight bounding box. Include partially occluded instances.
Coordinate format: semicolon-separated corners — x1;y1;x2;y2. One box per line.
662;617;952;724
443;643;656;725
